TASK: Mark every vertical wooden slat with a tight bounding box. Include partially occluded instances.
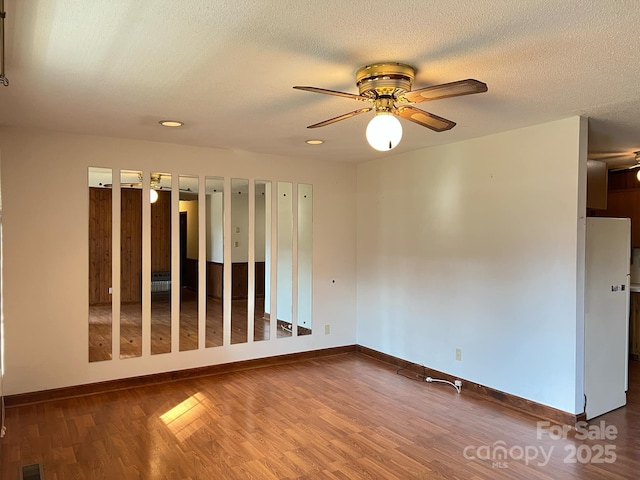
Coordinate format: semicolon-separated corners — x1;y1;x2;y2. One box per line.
88;187;112;305
151;190;171;273
120;188;142;303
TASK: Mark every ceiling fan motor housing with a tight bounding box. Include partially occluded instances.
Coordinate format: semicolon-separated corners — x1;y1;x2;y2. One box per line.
356;63;416;100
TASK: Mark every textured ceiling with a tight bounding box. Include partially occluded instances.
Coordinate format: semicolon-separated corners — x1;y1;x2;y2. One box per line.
1;0;640;166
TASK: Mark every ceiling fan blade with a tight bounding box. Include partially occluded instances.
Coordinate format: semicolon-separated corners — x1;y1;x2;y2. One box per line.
106;182;142;188
609;164;640;172
589;152;635;161
404;79;488;103
396;106;456;132
307;107;373;128
293;86;369;102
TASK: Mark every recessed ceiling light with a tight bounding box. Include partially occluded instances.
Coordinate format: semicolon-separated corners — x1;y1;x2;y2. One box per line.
159;120;184;127
306;139;324;145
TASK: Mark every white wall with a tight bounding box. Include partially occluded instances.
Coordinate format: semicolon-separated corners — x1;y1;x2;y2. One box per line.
0;127;358;395
357;117;586;414
255;185;267;263
264;183;272;315
297;184;313;329
276;182;294;323
230;184;249;263
206;192;224;263
179;199;199;259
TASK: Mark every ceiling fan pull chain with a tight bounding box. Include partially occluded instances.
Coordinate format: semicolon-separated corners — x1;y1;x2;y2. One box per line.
0;0;8;87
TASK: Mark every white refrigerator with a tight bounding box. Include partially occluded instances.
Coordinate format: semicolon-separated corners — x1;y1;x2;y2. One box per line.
584;217;630;420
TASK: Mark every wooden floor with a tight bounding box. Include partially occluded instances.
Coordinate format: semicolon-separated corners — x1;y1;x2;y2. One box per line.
2;355;639;479
89;292;304;362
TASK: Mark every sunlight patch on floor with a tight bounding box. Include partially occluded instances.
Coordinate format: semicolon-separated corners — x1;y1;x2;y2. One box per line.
160;392;213;442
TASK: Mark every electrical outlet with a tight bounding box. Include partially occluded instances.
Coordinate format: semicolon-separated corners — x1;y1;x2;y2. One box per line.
454;380;462;387
324;324;331;335
455;348;462;361
108;287;113;294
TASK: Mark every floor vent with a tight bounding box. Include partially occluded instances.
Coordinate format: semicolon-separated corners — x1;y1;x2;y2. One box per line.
20;463;43;480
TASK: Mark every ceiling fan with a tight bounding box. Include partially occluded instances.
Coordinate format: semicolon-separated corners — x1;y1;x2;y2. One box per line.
293;62;487;151
101;173;194;203
103;173;192;191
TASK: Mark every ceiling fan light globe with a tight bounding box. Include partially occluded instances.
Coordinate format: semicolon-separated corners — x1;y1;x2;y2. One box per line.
366;113;403;151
